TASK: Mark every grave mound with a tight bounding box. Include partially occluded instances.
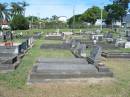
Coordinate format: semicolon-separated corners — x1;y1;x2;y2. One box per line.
28;56;113;83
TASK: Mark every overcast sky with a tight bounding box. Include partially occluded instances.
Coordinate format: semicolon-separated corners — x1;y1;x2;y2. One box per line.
1;0;112;18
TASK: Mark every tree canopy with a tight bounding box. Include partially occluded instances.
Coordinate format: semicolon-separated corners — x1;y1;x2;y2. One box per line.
104;3;127;25
80;6;101;25
112;0;129;10
10;15;29;30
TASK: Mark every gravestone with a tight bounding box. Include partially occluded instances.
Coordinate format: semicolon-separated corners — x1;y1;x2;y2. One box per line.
87;46;102;64
73;42;81;54
106;32;113;38
45;33;63;40
127;37;130;42
92;35;103;41
78;44;87;57
125;42;130;48
126;30;130;37
71;40;77;48
115;38;126;48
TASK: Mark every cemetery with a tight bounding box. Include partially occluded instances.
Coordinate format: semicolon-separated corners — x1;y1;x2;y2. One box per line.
1;0;130;96
28;33;114;83
0;29;130;97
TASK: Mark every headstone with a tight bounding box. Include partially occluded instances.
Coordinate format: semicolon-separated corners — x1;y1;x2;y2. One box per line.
104;32;113;38
45;33;63;40
125;42;130;48
73;42;80;54
71;40;77;48
79;44;86;57
115;38;126;48
127;37;130;42
126;30;130;37
89;46;102;64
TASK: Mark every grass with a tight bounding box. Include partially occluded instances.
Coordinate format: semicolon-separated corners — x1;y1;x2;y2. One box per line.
0;39;74;88
0;55;130;97
104;48;130;53
0;29;130;97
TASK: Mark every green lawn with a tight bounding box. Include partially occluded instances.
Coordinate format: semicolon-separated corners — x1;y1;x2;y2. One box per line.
104;48;130;53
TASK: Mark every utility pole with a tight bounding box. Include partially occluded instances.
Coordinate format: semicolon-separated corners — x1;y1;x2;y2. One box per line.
101;8;103;31
72;0;76;32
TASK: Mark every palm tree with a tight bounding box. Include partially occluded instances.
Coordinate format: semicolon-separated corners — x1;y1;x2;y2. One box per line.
11;2;24;16
18;1;29;16
0;3;9;29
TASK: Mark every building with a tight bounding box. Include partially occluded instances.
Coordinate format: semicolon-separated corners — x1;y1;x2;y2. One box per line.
58;16;67;22
0;19;10;30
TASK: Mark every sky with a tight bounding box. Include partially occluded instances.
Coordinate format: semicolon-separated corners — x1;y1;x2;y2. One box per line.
1;0;112;18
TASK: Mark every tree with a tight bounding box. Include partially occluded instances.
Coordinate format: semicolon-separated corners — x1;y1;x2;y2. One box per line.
0;3;9;28
104;4;127;25
67;14;82;28
80;6;101;25
112;0;129;10
51;15;59;21
18;1;29;16
10;15;29;30
11;2;24;16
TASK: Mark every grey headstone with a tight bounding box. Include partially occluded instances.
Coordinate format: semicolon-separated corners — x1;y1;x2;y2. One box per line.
104;32;113;38
90;46;102;63
126;30;130;37
78;44;86;57
127;37;130;42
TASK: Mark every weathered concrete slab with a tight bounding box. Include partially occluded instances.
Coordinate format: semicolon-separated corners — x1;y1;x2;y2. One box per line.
36;63;97;73
102;51;130;58
37;58;87;64
40;43;71;50
0;53;19;73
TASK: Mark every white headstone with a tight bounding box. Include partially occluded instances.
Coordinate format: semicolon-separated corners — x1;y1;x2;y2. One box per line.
125;42;130;48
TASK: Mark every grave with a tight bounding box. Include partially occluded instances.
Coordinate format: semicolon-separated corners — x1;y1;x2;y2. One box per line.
71;43;87;58
104;33;113;43
125;42;130;48
115;38;126;48
37;57;87;64
126;30;130;37
40;43;71;50
87;45;102;65
0;53;19;73
127;37;130;42
79;44;87;58
28;57;113;83
62;32;73;40
33;32;42;39
45;33;63;40
104;32;113;38
0;43;21;55
91;34;103;41
102;51;130;58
